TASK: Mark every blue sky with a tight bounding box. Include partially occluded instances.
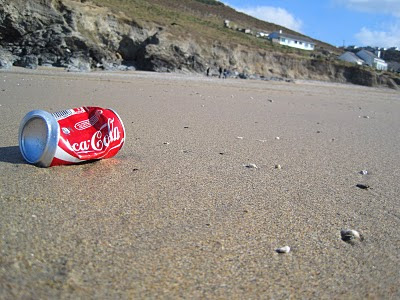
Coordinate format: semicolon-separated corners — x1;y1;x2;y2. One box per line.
221;0;400;48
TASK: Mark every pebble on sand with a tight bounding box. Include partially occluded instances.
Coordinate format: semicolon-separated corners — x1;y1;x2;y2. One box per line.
360;170;368;175
237;136;244;139
275;246;290;253
275;164;282;169
275;137;280;140
356;184;370;190
340;229;361;242
244;163;258;169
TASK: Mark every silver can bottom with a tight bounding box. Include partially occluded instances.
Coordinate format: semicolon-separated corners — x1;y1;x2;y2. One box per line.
19;110;60;167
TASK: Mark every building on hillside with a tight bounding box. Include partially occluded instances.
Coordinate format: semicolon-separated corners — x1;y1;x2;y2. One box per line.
257;32;269;38
356;49;388;71
268;30;315;51
338;52;364;65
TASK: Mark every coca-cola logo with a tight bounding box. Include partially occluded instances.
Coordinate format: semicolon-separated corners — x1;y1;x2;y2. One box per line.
67;118;121;153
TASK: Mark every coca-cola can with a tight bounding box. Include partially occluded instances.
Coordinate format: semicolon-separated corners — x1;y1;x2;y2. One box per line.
18;106;126;167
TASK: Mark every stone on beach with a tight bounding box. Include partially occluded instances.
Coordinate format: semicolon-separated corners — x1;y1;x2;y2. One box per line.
244;163;258;169
356;184;370;190
340;229;361;243
275;246;290;253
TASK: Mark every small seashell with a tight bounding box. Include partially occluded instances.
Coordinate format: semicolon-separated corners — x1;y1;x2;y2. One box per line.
275;246;290;253
237;136;244;139
360;170;368;175
244;163;258;169
363;116;370;119
340;229;361;242
275;164;281;169
275;137;280;140
257;139;266;142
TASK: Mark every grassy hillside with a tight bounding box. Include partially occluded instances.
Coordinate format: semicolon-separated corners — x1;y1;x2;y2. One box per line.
90;0;341;56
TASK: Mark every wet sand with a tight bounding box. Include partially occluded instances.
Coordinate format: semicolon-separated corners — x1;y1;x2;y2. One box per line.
1;67;399;299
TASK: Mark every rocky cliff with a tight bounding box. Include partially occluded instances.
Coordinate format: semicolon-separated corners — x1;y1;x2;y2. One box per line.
1;0;399;89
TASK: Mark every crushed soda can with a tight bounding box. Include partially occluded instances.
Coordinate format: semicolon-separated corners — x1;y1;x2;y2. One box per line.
18;106;125;167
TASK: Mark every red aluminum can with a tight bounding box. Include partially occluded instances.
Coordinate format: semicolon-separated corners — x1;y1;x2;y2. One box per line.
19;106;126;167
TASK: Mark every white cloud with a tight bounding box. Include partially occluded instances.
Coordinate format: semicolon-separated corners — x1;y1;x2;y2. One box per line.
234;6;303;32
335;0;400;47
355;24;400;47
336;0;400;17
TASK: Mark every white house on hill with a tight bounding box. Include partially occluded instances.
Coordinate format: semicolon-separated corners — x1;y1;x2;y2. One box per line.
268;30;315;51
356;49;388;71
338;52;364;65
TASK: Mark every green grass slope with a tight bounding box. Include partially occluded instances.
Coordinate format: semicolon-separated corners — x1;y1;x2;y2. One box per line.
90;0;341;56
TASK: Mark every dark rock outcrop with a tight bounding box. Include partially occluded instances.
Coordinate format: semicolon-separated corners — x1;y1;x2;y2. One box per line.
0;48;15;69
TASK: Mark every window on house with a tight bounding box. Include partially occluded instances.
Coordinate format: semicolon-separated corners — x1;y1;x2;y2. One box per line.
281;38;286;42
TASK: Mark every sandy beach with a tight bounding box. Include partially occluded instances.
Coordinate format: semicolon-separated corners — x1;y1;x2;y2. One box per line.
0;67;399;299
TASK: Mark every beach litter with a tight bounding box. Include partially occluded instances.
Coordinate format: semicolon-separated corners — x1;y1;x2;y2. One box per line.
275;246;290;253
18;106;125;167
